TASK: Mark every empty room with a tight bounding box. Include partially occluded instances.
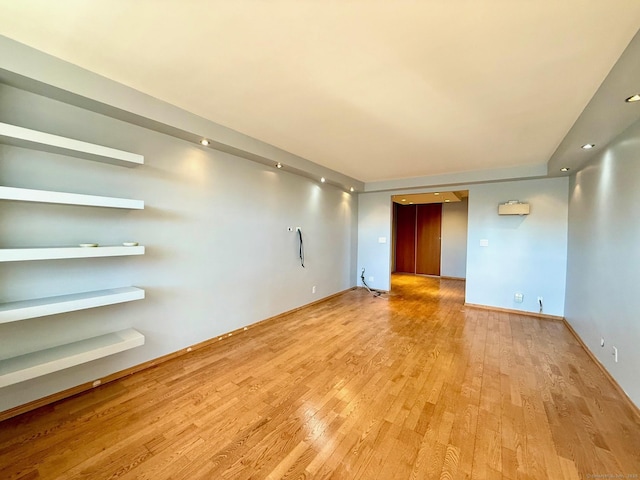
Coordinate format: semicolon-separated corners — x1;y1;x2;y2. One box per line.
1;2;639;479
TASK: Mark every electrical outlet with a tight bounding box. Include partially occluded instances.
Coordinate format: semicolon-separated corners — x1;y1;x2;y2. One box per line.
287;226;293;232
612;346;618;363
600;337;605;347
312;285;316;294
514;293;523;303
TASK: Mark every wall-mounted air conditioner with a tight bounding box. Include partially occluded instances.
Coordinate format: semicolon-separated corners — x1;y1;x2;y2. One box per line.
498;200;530;216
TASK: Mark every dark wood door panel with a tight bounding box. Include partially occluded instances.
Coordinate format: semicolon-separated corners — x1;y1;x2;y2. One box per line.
395;204;416;273
416;203;442;275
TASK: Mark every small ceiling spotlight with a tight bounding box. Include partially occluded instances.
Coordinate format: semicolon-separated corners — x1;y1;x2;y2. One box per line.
561;167;570;172
320;177;326;183
625;94;640;103
409;202;414;205
350;187;355;192
445;199;451;202
276;162;282;169
433;192;440;196
581;143;595;150
200;139;209;146
401;198;407;202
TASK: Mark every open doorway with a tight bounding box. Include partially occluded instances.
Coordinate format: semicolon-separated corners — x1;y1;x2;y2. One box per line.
391;190;468;280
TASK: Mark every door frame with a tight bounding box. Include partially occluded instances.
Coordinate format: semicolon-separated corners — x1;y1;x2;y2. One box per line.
388;191;469;291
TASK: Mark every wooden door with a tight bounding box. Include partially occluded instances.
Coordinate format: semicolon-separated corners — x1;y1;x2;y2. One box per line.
416;203;442;276
395;204;416;273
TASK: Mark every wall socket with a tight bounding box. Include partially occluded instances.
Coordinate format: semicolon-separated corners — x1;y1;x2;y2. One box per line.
514;293;523;303
612;346;618;363
312;285;316;294
600;337;605;347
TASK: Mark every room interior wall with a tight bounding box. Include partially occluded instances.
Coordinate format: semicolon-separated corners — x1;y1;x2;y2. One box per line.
465;177;568;316
357;192;393;290
441;198;468;278
565;119;640;407
0;84;358;412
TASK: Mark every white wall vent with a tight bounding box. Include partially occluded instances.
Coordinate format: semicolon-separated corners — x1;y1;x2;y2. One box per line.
498;201;530;216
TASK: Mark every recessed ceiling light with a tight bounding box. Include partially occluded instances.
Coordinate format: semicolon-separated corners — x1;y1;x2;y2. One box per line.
445;199;450;202
433;192;440;196
320;177;326;183
276;162;282;169
200;139;209;146
581;143;595;150
401;198;407;202
409;202;414;205
350;187;355;192
561;167;570;172
625;94;640;103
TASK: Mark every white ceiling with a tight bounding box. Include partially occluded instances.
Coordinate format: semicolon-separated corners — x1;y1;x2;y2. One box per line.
1;1;639;183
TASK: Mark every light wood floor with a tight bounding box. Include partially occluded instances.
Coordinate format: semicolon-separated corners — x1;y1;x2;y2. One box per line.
1;275;639;479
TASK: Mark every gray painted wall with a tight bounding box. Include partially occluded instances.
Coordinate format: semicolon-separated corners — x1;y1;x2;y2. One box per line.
441;198;468;278
565;119;640;406
357;192;393;290
0;85;358;411
465;178;568;316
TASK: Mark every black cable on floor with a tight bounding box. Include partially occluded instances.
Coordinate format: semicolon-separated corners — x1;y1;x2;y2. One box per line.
361;268;382;297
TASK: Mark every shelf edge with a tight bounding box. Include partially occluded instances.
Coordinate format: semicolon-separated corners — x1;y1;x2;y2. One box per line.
0;246;145;262
0;329;145;388
0;122;144;167
0;186;144;209
0;287;145;324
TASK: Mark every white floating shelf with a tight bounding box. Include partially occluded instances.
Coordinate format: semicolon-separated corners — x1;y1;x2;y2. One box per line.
0;328;145;388
0;122;144;167
0;246;145;262
0;186;144;209
0;287;145;324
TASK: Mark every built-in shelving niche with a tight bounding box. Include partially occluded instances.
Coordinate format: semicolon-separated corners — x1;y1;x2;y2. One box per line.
0;122;146;386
